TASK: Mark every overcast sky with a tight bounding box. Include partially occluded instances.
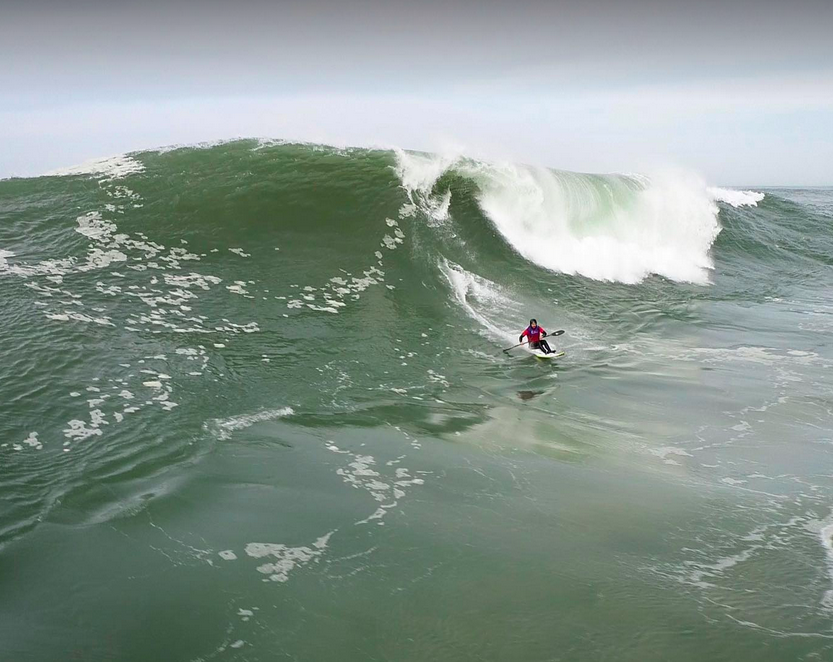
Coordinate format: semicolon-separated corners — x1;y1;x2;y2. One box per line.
3;0;832;184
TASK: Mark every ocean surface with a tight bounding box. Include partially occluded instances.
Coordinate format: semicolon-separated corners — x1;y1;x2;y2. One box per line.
1;140;832;661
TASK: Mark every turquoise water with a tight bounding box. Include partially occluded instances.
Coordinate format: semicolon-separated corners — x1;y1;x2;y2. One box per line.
1;141;832;660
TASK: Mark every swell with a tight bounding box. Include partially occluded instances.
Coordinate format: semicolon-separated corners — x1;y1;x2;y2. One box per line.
2;140;787;289
715;192;833;269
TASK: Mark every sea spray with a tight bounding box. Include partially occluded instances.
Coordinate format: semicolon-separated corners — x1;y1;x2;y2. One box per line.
396;151;763;284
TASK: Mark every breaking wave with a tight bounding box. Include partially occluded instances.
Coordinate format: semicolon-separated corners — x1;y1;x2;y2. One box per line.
396;150;762;285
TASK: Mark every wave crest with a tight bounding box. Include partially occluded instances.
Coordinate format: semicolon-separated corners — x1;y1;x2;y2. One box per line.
396;151;739;285
707;187;765;208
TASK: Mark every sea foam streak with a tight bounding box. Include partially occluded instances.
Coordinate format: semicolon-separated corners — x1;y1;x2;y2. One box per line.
397;151;762;285
439;258;521;344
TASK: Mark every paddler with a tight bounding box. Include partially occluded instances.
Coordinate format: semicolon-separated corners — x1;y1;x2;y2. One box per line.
519;319;553;354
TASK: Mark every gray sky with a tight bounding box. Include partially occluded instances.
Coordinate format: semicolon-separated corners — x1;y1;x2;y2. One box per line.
3;0;832;184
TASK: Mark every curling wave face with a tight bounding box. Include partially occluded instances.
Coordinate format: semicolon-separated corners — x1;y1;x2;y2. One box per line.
395;150;764;284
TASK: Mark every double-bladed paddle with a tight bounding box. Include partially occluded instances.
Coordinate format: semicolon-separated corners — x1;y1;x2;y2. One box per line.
502;329;564;353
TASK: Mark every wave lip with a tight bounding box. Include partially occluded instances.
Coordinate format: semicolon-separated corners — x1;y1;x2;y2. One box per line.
475;165;722;285
397;151;729;285
708;187;765;208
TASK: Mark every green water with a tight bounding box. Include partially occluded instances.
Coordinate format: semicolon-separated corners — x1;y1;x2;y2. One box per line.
1;141;832;660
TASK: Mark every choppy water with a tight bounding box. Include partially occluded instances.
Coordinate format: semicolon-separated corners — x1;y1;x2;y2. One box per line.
1;140;832;661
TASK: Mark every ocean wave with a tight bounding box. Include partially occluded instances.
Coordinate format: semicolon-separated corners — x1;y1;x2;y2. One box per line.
397;151;724;285
21;141;768;289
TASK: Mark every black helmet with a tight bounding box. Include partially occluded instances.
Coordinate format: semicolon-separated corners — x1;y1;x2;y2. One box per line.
530;318;537;325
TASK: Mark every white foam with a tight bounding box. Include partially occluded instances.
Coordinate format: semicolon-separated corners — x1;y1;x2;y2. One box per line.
685;545;759;589
649;446;693;465
811;514;833;610
46;154;145;181
244;532;333;582
164;273;222;290
22;432;43;450
439;259;520;344
477;166;719;284
75;212;117;241
396;151;724;285
0;251;76;278
78;248;128;271
681;346;823;368
226;281;249;295
46;311;115;326
426;369;450;388
207;407;295;440
707;187;765;208
394;148;460;194
0;249;13;271
63;415;105;441
333;447;425;524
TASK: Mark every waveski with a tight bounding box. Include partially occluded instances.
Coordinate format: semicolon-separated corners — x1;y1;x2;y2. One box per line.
530;349;566;361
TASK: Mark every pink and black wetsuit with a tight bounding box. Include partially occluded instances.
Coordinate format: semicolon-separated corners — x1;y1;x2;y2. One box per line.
520;325;552;353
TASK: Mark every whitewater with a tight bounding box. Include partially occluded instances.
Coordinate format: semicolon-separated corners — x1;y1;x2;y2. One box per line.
1;140;831;662
395;148;762;285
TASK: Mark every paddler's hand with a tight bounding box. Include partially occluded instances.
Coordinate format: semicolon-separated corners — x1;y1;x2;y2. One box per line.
519;336;525;343
541;331;547;337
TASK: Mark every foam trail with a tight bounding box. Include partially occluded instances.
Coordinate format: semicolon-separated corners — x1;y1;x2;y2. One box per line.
207;407;295;440
438;259;521;345
45;154;145;181
396;152;725;285
819;515;833;610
